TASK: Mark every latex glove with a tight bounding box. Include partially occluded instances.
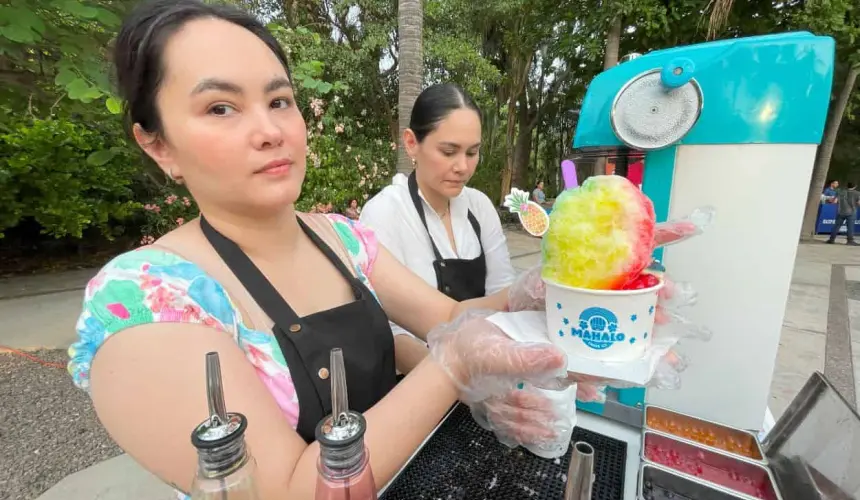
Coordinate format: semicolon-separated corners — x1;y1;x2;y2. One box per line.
571;276;712;399
468;383;575;450
507;206;716;313
653;206;715;248
427;309;570;403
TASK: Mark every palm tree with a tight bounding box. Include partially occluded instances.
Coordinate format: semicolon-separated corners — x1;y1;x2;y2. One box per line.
593;14;622;177
705;0;735;40
397;0;423;175
800;64;860;240
703;0;859;241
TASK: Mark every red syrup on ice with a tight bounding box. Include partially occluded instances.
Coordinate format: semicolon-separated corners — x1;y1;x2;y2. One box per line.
644;441;771;499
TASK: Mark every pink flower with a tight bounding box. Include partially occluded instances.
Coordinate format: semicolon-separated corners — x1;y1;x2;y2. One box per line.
165;194;178;205
176;218;185;226
390;142;397;151
147;286;177;311
140;274;163;290
246;343;273;365
335;123;344;134
310;98;325;118
182;197;191;207
159;307;184;322
181;304;203;322
317;121;323;131
256;369;299;426
106;303;130;319
153;206;161;213
139;235;156;246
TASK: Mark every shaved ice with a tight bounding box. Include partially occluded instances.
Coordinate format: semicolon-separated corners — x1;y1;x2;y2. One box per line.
542;175;656;290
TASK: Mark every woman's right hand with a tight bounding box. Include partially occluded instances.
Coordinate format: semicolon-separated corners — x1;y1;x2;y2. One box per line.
569;277;712;400
426;309;569;403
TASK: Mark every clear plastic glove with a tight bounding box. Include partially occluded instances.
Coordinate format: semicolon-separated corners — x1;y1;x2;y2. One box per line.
571;276;712;398
653;206;716;248
468;383;575;450
507;206;717;313
426;309;570;403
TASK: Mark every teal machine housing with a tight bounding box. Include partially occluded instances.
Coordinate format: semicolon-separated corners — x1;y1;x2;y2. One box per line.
570;32;835;427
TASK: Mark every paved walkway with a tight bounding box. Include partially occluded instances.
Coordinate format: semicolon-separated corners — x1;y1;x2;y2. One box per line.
0;230;855;500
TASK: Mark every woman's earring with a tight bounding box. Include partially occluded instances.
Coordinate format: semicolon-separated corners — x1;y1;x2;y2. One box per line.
167;168;183;185
411;157;417;168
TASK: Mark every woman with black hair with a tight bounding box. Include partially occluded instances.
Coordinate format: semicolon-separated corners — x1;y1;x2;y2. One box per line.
361;84;519;368
67;2;571;499
344;198;361;220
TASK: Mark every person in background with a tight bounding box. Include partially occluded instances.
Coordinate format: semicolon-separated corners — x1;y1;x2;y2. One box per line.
532;181;547;205
344;198;361;220
822;179;839;203
827;182;860;246
360;83;517;373
66;3;569;499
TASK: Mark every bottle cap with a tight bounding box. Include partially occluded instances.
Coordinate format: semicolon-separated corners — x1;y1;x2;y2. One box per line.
316;411;366;470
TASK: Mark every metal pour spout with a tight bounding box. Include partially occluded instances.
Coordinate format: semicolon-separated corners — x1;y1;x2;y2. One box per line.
330;348;349;426
564;441;595;500
205;352;228;425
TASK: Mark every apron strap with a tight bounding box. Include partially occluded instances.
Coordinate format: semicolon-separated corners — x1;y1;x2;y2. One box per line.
407;171;484;259
466;210;482;245
297;218;364;297
200;216;303;330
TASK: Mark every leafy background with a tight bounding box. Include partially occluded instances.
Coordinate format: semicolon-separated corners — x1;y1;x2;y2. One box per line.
0;0;857;275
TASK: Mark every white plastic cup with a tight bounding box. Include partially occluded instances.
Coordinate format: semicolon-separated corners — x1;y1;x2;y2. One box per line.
544;278;664;362
524;383;578;459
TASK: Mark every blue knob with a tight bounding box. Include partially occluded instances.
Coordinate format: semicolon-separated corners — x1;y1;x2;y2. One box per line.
661;58;695;88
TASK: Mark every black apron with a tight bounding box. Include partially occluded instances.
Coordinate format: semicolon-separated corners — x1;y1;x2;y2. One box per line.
407;171;487;301
200;216;397;443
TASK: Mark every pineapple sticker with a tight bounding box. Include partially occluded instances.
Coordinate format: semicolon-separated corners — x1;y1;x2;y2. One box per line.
504;188;550;237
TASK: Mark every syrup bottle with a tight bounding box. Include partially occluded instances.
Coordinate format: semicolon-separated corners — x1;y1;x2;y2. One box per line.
190;352;261;500
314;348;377;500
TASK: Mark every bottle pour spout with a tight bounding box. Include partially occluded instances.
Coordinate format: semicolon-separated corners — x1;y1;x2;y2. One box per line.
330;348;349;426
564;441;595;500
206;352;229;425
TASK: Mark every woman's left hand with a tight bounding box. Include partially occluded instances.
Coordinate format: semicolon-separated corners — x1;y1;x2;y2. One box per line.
468;383;574;450
507;264;546;312
570;277;712;396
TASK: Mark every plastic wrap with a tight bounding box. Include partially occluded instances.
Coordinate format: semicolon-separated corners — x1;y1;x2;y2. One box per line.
469;383;578;458
426;310;575;455
425;309;569;403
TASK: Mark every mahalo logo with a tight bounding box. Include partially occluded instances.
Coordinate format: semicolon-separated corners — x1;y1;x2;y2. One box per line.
570;307;626;350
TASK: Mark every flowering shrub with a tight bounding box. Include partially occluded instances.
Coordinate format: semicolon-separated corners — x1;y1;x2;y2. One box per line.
139;189;199;244
298;95;397;212
266;25;398;212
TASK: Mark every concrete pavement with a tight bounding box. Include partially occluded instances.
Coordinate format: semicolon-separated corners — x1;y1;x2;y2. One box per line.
0;229;855;499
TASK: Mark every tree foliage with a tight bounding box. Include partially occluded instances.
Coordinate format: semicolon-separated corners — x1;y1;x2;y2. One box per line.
0;0;858;249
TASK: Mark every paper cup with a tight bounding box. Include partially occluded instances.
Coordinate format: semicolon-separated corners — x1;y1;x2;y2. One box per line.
524;384;577;459
544;278;664;362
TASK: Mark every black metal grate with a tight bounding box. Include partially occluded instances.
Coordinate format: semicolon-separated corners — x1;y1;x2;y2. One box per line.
380;403;627;500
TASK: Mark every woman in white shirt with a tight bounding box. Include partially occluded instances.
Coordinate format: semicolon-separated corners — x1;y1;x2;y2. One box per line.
361;83;517;364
